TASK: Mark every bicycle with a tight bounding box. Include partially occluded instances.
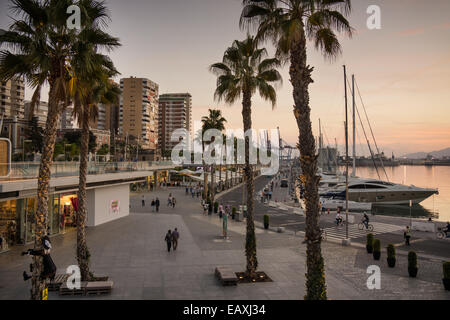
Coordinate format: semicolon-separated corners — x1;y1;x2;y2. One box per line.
358;220;374;231
335;219;345;228
436;227;449;239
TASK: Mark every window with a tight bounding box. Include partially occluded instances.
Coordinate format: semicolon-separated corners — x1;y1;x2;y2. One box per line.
349;184;386;189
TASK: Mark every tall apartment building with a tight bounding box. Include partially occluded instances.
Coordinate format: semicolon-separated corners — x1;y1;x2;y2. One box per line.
95;103;119;134
24;100;48;125
0;78;25;118
119;77;159;151
58;105;79;129
158;93;192;153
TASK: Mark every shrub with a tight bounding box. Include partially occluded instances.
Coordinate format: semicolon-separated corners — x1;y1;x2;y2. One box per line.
366;233;374;253
387;244;396;268
443;262;450;279
387;244;395;258
443;262;450;291
264;214;269;229
373;239;381;260
408;251;418;277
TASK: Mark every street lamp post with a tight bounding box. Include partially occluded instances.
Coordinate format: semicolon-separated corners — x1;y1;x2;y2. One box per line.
64;143;71;162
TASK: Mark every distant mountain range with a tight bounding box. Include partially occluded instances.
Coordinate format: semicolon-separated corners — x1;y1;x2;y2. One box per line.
402;147;450;159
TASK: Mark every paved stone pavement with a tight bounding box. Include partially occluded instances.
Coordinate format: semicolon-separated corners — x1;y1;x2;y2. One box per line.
0;187;448;300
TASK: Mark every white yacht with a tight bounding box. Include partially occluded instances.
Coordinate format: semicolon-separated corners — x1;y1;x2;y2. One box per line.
320;179;438;205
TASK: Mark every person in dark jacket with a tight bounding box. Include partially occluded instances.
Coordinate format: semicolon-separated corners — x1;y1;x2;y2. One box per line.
155;198;160;212
172;228;179;250
165;230;172;252
151;199;155;212
22;234;56;281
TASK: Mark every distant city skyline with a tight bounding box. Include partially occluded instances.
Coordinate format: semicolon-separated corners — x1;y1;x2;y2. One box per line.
1;0;449;155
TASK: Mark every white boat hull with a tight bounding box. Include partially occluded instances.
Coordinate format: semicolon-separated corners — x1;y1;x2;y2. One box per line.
320;198;372;211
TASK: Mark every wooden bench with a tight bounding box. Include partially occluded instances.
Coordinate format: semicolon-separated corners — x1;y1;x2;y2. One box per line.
48;274;69;291
215;266;238;286
85;281;114;295
59;281;87;296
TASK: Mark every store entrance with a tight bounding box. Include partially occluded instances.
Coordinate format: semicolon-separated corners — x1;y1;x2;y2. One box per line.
59;194;78;233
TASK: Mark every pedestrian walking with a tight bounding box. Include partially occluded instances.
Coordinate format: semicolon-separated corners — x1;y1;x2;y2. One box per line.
141;195;145;207
155;197;160;212
404;226;411;245
172;228;180;250
218;204;223;218
165;230;172;252
172;197;176;208
151;199;155;212
203;202;208;215
167;194;172;206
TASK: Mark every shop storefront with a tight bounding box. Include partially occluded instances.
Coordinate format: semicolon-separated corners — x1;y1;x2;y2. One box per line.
0;194;60;250
1;182;131;251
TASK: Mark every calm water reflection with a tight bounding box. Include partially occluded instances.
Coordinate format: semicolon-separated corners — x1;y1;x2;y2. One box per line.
339;165;450;222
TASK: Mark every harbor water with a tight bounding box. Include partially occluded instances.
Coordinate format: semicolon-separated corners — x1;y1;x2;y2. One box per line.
339;165;450;222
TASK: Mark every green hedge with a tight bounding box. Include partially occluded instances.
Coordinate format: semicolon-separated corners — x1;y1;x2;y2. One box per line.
408;251;417;269
443;262;450;279
373;239;381;252
387;244;395;259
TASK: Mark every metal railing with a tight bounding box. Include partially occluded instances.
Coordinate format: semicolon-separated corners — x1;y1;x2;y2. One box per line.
0;161;175;181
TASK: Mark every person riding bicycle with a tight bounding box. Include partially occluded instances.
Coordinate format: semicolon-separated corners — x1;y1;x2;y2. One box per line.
362;212;370;229
335;212;343;226
444;222;450;237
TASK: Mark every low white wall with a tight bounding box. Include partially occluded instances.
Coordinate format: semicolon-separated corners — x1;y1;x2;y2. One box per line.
86;184;130;227
411;221;436;233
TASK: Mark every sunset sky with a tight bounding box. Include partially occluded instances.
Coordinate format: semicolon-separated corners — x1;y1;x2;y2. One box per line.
1;0;449;156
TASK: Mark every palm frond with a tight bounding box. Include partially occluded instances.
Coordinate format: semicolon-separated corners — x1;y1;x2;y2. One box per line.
313;27;341;60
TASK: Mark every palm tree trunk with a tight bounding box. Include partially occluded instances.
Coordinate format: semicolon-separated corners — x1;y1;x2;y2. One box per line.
290;26;327;300
31;84;60;300
219;163;222;190
225;164;228;189
77;104;91;281
242;87;257;278
203;162;208;200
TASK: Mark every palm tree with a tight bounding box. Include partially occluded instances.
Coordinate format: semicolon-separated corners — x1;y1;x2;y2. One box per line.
240;0;353;299
0;0;118;299
201;109;227;206
70;52;120;281
210;36;281;278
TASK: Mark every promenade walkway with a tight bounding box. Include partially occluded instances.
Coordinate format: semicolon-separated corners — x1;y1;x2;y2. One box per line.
0;187;448;300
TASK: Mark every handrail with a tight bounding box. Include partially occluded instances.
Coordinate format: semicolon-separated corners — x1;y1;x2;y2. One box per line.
0;161;175;181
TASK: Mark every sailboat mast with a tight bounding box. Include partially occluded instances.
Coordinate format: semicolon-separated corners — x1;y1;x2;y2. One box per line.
318;118;322;170
343;65;349;241
352;74;356;177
